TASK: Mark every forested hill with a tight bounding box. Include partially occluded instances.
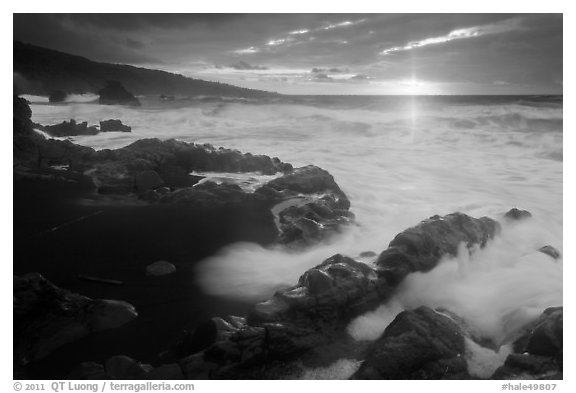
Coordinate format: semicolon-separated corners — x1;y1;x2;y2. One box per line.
13;41;277;98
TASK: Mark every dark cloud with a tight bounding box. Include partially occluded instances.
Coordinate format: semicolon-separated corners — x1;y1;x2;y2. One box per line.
311;73;335;82
311;67;349;74
228;61;268;70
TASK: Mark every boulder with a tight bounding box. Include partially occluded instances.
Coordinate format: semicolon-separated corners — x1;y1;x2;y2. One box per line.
351;307;470;379
100;119;132;133
493;307;562;379
376;212;500;284
145;261;176;276
98;81;141;106
13;273;137;365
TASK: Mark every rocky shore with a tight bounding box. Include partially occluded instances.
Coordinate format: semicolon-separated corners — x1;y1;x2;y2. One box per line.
13;95;562;380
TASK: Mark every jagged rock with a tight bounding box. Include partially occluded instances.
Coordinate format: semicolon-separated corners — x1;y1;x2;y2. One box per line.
48;90;67;103
261;166;354;246
351;307;470;379
100;119;132;132
251;254;385;324
13;273;137;365
504;208;532;221
538;245;561;260
98;81;140;106
43;119;99;137
145;261;176;277
376;212;500;285
264;165;349;208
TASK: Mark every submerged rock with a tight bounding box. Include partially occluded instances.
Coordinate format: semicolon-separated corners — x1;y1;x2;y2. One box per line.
13;273;137;365
98;81;140;106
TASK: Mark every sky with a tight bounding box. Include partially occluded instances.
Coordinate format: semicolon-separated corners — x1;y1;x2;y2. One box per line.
13;13;563;95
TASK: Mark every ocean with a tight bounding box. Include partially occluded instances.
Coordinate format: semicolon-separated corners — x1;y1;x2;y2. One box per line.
25;94;563;369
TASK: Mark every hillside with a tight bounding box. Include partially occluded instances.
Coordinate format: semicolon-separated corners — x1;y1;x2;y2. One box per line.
13;41;276;98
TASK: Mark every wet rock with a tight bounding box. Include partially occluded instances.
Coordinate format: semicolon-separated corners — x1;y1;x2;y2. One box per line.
265;165;349;209
492;354;560;379
145;261;176;276
376;213;500;285
538;245;561;260
504;208;532;221
43;119;99;137
514;307;562;357
493;307;562;379
158;182;264;209
250;254;388;326
98;81;140;106
13;273;137;365
351;307;470;379
100;119;132;132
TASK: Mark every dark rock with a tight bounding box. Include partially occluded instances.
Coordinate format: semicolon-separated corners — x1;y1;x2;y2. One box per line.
65;362;109;379
494;307;563;379
105;355;150;379
146;363;185;380
351;307;470;379
158;182;265;209
538;245;561;260
134;170;163;192
49;90;67;103
265;165;349;209
262;166;354;246
13;273;138;365
100;119;132;132
43;119;99;137
376;213;500;285
492;354;560;379
98;81;141;106
504;208;532;221
514;307;562;357
145;261;176;276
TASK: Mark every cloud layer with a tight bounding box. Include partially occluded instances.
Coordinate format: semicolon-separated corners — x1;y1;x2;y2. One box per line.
13;14;562;94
